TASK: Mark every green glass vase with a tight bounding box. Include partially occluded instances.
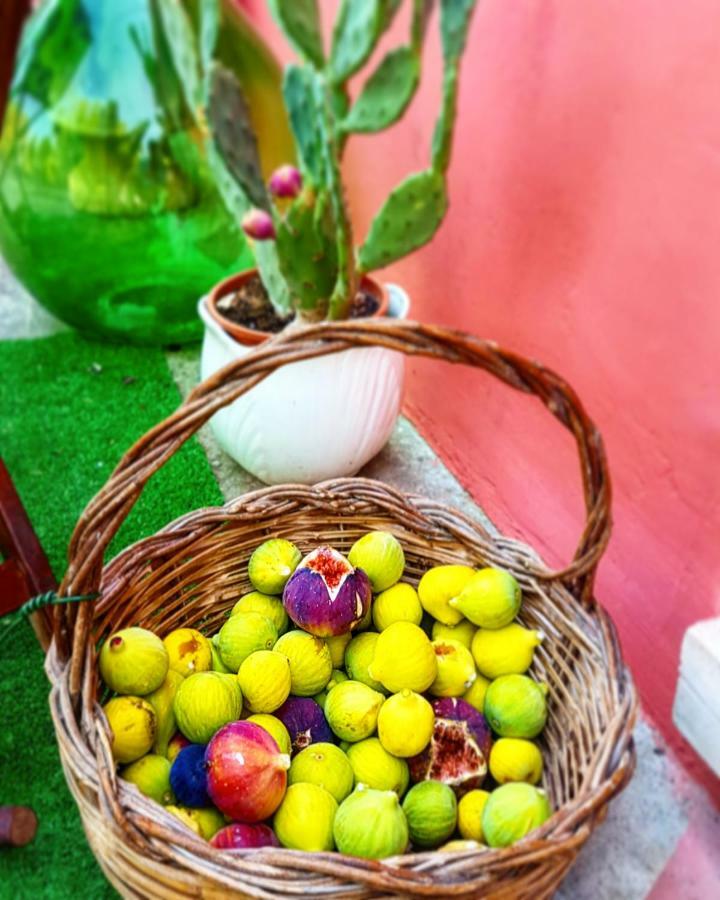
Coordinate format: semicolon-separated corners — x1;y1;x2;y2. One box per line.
0;0;293;344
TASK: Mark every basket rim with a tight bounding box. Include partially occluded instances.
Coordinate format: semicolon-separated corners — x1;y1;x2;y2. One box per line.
46;477;637;897
98;477;561;597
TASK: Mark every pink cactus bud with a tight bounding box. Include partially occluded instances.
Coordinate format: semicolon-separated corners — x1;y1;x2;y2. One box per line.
268;164;303;199
242;208;275;240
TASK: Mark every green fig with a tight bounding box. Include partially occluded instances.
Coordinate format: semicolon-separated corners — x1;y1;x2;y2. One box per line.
325;681;384;742
99;627;168;695
334;785;409;859
402;781;457;849
121;754;174;805
450;568;522;629
482;783;552;847
484;675;548;738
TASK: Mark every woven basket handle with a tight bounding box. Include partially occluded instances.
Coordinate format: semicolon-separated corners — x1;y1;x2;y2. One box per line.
58;319;610;670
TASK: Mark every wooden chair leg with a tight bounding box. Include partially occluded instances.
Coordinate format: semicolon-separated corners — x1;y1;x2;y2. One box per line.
0;457;57;650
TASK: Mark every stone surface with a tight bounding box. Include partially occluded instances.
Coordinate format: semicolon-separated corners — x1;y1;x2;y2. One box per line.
557;719;691;900
0;256;67;340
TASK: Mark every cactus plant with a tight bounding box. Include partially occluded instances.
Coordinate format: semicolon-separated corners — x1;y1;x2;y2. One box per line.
206;0;477;322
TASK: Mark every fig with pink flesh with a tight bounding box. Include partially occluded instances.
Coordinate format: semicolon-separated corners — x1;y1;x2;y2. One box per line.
283;546;371;637
408;698;493;794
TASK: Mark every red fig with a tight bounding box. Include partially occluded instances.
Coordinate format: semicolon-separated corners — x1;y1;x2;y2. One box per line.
205;721;289;822
210;823;279;850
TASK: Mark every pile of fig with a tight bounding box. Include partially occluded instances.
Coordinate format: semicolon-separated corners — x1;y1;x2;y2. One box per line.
99;532;553;857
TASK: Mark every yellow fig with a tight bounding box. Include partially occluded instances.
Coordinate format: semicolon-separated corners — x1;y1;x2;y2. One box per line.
185;807;226;840
121;754;174;805
166;805;225;840
274;783;337;851
372;583;423;631
333;785;408;859
439;839;484;853
429;638;477;697
248;538;301;595
146;670;185;756
431;619;477;650
347;531;405;593
246;713;292;756
326;632;352;668
484;675;548;738
238;650;291;713
482;783;552;847
457;789;490;842
273;630;332;696
489;738;543;785
209;637;231;673
289;743;354;803
325;681;385;741
165;804;201;835
345;632;386;692
163;628;212;677
471;623;542;679
377;690;434;757
325;681;384;742
217;612;277;673
231;590;289;634
103;696;156;764
462;673;491;714
346;737;409;796
313;669;348;709
369;622;437;693
173;671;242;743
418;565;475;625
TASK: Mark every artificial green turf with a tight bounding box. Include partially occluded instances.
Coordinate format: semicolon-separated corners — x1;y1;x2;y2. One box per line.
0;332;223;898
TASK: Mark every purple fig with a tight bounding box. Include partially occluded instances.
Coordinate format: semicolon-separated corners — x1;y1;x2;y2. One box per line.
408;698;493;795
268;164;302;198
241;208;275;240
283;546;371;638
274;697;335;754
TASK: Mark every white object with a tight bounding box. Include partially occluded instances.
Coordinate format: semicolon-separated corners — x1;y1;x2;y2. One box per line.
672;617;720;776
199;285;410;484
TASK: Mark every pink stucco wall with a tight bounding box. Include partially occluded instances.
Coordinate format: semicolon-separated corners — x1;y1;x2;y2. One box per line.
248;0;720;801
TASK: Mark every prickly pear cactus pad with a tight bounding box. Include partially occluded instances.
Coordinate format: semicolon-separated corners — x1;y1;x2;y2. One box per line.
205;0;478;321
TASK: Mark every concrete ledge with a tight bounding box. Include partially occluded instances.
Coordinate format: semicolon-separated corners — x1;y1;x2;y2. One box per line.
673;617;720;776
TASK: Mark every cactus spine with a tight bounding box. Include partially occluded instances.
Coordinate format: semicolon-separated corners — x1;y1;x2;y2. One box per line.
204;0;477;320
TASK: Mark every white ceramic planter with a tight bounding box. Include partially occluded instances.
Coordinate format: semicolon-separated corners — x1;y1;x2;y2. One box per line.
198;285;410;484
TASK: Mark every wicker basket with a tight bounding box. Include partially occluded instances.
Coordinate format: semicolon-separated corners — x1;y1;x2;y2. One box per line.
46;319;637;899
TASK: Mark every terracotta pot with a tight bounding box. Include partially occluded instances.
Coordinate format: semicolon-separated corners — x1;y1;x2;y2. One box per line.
199;271;409;484
206;269;390;345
